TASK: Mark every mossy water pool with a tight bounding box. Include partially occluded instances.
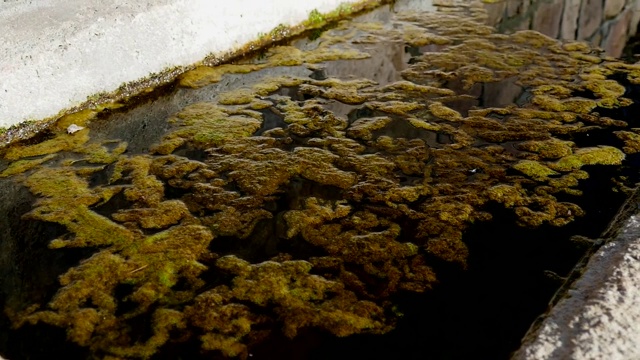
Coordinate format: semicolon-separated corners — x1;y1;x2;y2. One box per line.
2;1;640;359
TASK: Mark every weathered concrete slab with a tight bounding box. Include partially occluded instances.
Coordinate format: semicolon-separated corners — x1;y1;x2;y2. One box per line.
0;0;371;128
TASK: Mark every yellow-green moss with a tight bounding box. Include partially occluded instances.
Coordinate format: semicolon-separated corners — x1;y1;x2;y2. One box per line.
404;25;452;46
547;170;589;194
346;117;393;140
179;64;263;88
429;102;463;121
531;95;597;113
0;154;57;178
112;200;190;229
550;146;626;172
512;160;560;181
306;9;325;25
516;139;575;159
217;88;256;105
151;102;262;154
179;27;371;89
615;130;640;154
4;128;90;161
407;118;441;131
252;76;306;96
486;184;527;208
24;167;134;249
76;141;128;164
54;109;98;131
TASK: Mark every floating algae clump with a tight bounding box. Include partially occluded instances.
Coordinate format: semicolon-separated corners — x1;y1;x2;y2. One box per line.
3;128;90;161
615;130;640;154
185;255;389;357
7;1;640;358
549;146;626;172
151;102;262;154
178;36;370;89
512;160;559;181
516;138;575;159
0;154;57;178
23;167;134;249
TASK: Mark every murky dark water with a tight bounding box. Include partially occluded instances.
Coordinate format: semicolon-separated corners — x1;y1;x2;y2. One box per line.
2;1;640;359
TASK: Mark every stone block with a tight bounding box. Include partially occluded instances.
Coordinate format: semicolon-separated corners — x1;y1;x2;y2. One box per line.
604;8;633;57
592;30;604;48
532;0;564;38
484;1;507;27
511;16;533;31
578;0;605;40
561;0;583;39
605;0;626;19
482;77;524;108
630;0;640;36
506;0;530;18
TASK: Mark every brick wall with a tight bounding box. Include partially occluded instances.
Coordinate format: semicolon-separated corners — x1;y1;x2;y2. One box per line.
483;0;640;57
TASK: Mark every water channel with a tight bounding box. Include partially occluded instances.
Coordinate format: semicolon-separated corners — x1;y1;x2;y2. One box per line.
2;0;640;359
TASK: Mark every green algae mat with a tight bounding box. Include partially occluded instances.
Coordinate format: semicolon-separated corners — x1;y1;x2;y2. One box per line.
2;1;640;359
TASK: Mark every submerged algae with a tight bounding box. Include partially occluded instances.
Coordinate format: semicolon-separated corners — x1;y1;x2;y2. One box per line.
0;154;57;178
6;1;640;359
179;36;370;90
187;255;389;357
150;102;262;154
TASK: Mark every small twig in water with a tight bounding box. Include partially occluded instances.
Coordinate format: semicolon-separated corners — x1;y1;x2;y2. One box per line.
129;264;149;274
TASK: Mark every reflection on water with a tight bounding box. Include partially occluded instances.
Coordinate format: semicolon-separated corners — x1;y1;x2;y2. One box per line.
484;0;639;57
1;1;640;359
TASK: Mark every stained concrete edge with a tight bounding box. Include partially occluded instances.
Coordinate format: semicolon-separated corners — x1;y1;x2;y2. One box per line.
0;0;371;129
513;195;640;359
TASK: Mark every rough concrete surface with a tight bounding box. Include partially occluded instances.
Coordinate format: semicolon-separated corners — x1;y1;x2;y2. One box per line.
514;210;640;359
0;0;365;128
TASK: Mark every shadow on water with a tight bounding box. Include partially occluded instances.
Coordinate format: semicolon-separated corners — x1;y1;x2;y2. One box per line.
245;167;629;360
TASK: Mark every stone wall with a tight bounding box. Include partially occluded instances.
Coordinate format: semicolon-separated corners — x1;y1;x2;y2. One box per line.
484;0;640;57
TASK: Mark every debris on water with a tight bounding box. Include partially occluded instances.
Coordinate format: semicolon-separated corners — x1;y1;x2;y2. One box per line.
66;124;85;134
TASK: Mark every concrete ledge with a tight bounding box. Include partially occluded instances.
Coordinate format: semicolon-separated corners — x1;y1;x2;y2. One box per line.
514;191;640;360
0;0;369;128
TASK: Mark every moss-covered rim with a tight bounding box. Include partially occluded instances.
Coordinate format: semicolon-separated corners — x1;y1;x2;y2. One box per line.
0;0;392;149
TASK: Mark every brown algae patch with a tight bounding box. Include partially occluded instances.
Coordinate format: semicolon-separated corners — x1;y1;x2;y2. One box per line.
190;255;389;357
7;2;640;359
615;130;640;153
151;102;262;154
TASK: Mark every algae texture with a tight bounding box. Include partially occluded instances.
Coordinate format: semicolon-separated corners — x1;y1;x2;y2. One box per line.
4;0;640;358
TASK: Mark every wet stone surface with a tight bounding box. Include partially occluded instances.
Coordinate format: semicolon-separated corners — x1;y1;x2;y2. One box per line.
2;1;640;359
